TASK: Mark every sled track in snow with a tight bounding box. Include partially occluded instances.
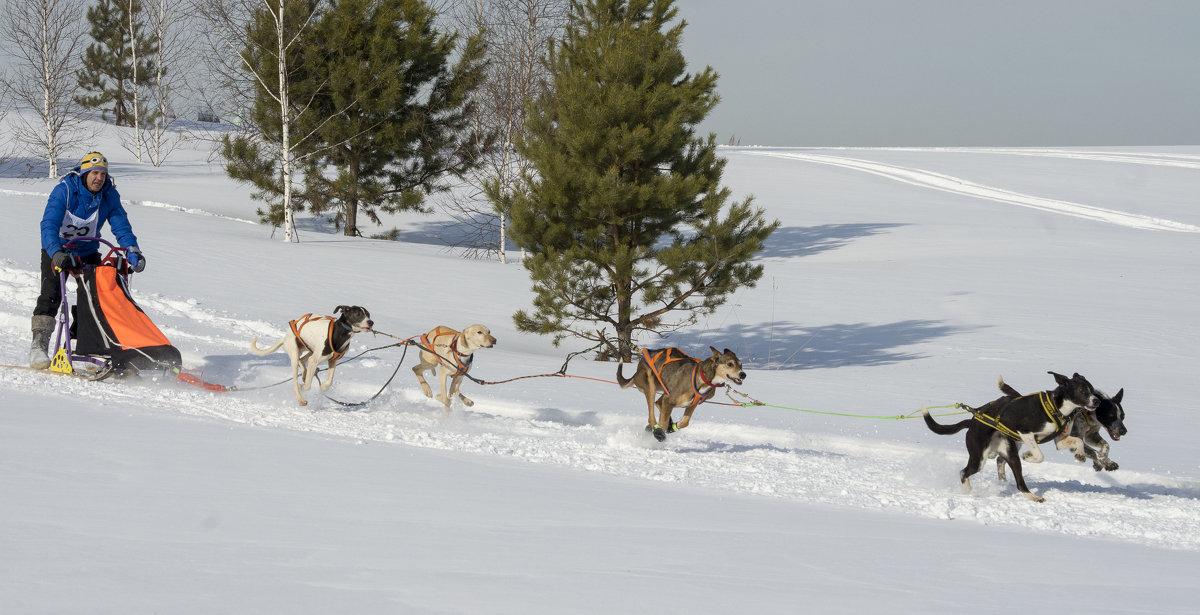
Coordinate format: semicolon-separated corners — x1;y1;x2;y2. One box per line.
4;356;1200;553
2;260;1198;552
746;150;1200;233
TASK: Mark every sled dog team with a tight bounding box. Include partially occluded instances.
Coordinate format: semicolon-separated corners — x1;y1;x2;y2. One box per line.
250;305;1126;502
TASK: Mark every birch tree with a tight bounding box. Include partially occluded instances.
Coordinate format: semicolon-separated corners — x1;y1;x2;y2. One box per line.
0;0;97;178
131;0;194;165
448;0;567;262
195;0;323;242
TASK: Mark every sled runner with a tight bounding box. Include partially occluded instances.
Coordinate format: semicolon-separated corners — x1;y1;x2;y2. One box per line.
49;237;180;380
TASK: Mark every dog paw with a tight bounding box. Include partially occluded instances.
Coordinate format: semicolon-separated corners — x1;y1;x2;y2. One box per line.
297;399;308;407
461;397;474;407
1074;454;1088;463
653;427;666;442
1102;461;1119;471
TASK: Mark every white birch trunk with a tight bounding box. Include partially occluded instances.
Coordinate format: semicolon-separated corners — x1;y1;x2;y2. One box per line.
125;0;144;162
277;0;296;243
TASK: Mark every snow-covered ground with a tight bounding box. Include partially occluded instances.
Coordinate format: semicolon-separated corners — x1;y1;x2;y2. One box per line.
2;116;1199;613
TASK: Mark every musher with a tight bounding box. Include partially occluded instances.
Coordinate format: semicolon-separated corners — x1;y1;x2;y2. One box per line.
30;152;146;369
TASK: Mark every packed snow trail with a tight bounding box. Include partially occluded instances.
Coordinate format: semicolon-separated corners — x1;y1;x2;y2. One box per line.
746;150;1200;232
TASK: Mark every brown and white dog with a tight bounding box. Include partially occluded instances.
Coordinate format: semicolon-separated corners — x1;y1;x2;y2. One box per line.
411;324;496;411
616;346;746;442
250;305;373;406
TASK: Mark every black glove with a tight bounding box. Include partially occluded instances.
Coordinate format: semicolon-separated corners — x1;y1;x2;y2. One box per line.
51;251;80;272
127;246;146;273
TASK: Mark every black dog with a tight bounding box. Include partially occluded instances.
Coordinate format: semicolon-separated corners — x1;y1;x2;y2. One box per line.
998;379;1126;472
923;372;1099;502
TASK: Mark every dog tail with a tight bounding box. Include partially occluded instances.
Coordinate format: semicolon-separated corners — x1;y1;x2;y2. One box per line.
250;336;285;356
616;362;633;388
922;408;972;435
997;376;1021;398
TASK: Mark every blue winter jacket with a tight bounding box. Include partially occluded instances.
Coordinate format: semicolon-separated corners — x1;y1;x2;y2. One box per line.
40;166;138;258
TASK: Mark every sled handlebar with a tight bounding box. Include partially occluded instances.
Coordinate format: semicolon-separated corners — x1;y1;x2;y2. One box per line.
61;236;135;274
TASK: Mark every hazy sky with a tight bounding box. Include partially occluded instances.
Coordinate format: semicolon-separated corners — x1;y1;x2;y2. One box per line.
676;0;1200;146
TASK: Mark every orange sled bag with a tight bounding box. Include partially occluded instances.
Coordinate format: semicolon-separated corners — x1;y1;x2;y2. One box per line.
73;264;182;372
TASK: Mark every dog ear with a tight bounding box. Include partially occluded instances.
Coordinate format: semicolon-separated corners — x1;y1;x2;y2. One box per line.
333;305;348;314
1112;388;1124;403
1049;371;1069;385
723;348;734;356
709;346;720;357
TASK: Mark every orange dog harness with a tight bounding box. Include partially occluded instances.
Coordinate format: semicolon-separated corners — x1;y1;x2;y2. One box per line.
641;347;723;407
422;326;473;376
289;314;348;362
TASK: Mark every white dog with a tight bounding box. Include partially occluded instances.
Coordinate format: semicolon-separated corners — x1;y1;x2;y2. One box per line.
251;305;373;406
411;324;496;411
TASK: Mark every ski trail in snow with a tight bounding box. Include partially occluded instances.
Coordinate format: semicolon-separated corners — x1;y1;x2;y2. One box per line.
830;147;1200;170
746;150;1200;232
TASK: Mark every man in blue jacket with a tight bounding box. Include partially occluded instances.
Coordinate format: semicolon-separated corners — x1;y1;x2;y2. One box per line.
30;152;146;369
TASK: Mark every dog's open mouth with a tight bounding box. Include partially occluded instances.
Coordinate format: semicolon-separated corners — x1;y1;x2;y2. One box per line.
1109;430;1122;441
728;376;743;385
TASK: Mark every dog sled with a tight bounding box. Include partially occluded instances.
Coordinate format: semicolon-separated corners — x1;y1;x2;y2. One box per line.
42;237;228;392
45;237;180;380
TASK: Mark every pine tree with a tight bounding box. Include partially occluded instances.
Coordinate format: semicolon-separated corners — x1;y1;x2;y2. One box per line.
300;0;491;237
75;0;158;127
500;0;778;360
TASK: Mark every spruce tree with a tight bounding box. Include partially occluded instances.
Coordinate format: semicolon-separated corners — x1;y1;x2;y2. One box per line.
76;0;158;126
300;0;491;236
501;0;777;360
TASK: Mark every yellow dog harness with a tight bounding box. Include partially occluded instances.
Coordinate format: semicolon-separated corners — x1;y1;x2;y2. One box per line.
969;391;1067;443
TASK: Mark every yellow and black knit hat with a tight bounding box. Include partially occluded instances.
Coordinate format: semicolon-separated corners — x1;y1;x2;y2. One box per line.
80;152;108;173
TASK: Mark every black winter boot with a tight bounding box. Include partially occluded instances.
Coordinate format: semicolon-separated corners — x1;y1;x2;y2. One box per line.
30;315;54;369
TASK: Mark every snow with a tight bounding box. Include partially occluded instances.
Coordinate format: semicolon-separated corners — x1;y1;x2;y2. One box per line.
2;115;1199;613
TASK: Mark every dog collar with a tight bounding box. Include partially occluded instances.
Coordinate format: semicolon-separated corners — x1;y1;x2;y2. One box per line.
449;335;474;375
691;364;723;405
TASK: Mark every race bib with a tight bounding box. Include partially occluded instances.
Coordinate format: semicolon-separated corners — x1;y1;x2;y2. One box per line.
59;208;99;240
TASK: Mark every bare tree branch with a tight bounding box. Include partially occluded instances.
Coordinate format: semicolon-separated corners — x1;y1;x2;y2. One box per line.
1;0;101;177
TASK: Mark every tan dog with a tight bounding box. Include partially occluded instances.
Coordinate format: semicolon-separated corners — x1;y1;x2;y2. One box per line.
250;306;373;406
411;324;496;411
616;346;746;441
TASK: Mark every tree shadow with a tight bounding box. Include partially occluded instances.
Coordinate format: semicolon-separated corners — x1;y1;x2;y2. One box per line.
760;223;906;259
0;156;53;180
670;319;972;370
1037;478;1200;501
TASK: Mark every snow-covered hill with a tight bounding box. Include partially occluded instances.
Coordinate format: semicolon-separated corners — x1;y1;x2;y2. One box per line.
3;116;1198;613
